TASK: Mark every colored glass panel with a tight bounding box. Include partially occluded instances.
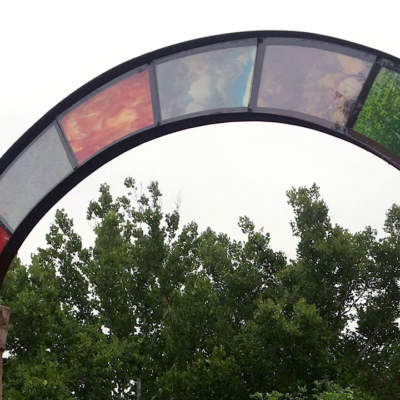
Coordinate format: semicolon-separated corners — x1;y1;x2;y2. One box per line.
156;44;257;120
354;68;400;156
61;69;153;164
257;44;372;127
0;124;73;231
0;227;9;253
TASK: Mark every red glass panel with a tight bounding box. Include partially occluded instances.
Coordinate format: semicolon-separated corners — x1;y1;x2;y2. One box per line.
0;227;9;253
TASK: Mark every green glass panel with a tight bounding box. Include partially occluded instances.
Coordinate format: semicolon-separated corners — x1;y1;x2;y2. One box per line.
354;68;400;156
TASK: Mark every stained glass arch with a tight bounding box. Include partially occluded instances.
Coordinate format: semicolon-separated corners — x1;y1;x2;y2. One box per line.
1;31;400;286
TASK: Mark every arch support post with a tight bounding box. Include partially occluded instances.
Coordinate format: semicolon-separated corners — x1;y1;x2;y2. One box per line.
0;306;10;400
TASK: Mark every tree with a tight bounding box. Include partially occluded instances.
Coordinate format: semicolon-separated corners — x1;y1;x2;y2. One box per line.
0;179;398;399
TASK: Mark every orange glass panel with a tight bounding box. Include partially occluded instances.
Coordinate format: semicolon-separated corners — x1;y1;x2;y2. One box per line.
0;227;9;253
61;69;153;164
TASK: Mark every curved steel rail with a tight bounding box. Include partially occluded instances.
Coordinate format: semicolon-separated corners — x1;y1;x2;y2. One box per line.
1;31;400;286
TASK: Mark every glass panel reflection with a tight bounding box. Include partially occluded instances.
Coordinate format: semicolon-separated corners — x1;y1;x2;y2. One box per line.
354;68;400;156
0;226;9;253
61;69;154;164
0;124;74;231
156;44;257;120
257;44;372;127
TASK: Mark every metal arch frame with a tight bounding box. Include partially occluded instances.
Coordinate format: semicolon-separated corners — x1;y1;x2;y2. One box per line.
0;30;400;287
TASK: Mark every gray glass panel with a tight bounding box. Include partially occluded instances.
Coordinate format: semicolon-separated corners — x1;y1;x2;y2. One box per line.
156;44;257;120
257;44;373;127
0;124;73;230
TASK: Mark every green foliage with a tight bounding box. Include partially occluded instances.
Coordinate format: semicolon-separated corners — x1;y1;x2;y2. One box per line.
1;179;399;399
252;380;378;400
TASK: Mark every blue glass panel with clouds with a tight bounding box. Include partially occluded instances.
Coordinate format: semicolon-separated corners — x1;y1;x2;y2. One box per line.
156;44;257;121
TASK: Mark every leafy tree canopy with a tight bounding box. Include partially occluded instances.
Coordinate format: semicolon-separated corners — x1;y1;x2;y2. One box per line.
1;179;400;399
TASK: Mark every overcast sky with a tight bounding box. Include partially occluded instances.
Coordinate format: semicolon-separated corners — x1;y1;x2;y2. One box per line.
1;1;400;263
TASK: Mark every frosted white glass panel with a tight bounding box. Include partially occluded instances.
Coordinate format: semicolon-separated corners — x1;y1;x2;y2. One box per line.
0;124;73;230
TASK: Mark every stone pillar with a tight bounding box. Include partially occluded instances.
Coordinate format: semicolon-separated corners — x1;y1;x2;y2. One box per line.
0;306;10;400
